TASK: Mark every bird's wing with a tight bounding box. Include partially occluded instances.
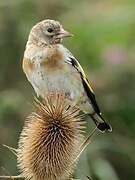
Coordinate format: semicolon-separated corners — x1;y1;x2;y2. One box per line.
64;48;101;116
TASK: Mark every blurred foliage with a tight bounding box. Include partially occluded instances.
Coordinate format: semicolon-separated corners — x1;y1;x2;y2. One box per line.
0;0;135;179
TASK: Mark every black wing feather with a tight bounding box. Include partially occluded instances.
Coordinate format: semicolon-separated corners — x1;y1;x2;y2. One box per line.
69;57;101;116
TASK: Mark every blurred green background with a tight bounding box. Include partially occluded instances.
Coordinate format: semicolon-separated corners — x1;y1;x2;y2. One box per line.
0;0;135;179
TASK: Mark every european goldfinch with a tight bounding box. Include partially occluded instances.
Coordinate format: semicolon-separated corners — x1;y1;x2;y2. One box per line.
23;19;112;132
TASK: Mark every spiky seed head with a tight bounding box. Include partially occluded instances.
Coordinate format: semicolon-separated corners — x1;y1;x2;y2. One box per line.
17;93;85;180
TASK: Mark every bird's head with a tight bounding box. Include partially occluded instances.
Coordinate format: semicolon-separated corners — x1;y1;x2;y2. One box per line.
28;19;73;46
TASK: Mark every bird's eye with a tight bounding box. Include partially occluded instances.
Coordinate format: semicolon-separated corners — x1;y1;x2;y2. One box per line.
47;28;53;33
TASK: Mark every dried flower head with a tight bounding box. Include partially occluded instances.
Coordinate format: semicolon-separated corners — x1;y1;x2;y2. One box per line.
17;93;85;180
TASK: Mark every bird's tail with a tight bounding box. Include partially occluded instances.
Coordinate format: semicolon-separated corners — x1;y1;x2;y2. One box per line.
89;113;112;133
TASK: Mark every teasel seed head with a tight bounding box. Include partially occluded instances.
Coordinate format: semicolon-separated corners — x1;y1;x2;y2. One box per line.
17;93;85;180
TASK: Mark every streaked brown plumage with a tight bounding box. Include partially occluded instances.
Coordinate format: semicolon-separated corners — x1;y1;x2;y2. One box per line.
17;93;85;180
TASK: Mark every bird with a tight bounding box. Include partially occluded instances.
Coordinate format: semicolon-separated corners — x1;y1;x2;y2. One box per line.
22;19;112;132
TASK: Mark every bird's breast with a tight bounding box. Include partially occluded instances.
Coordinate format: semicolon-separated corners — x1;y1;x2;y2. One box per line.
31;63;82;102
24;44;83;102
40;45;64;71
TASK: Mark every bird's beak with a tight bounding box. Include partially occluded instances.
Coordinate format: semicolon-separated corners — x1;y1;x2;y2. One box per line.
56;27;73;39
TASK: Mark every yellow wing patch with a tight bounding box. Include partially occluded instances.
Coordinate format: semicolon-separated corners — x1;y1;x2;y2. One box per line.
75;60;94;94
83;77;94;94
